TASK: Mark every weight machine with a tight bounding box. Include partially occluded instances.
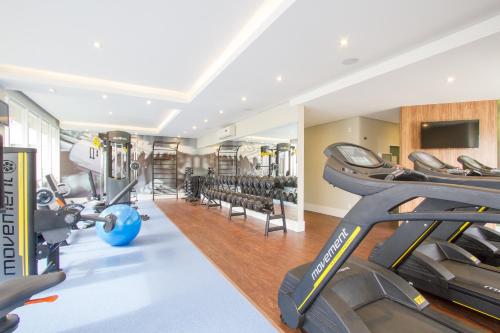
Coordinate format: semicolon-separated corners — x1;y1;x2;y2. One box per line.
256;143;296;177
0;148;117;280
104;131;132;205
152;141;179;200
256;145;276;177
217;145;239;176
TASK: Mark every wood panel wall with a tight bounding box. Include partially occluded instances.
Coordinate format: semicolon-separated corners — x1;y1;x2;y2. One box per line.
400;100;498;169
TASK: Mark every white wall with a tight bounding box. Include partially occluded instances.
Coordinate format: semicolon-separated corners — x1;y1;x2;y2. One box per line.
304;116;400;218
358;117;399;157
197;103;298;148
304;117;361;217
296;106;305;231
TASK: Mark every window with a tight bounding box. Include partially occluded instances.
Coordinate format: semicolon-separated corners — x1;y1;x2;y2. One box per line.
27;113;42;182
28;112;41;147
8;100;26;146
4;94;60;185
50;126;60;181
41;120;50;181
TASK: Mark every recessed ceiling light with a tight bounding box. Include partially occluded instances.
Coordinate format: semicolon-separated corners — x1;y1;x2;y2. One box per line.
108;111;113;115
339;37;349;47
102;94;108;100
219;110;224;114
146;100;152;105
342;58;359;65
447;76;455;83
276;75;283;82
241;96;247;102
49;88;56;93
177;135;180;138
93;41;102;49
192;125;197;130
204;119;208;123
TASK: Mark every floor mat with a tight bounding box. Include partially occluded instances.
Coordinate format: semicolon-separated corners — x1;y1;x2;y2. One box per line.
15;200;277;333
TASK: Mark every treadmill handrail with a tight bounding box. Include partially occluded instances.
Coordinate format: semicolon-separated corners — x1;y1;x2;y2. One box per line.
291;158;500;318
458;155;500;176
406;151;500;244
409;151;457;170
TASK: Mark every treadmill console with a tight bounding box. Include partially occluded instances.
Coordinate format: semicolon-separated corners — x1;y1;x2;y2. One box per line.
411;151;447;170
336;144;386;168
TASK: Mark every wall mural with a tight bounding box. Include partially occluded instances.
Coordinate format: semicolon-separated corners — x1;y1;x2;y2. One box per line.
60;130;272;199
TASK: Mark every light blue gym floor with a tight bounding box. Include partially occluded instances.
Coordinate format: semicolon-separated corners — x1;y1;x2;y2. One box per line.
16;200;277;333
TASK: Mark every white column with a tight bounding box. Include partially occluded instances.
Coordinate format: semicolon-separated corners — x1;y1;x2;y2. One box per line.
295;105;305;232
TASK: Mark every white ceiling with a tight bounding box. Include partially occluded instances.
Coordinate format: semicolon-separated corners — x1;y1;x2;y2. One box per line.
0;0;265;91
304;31;500;127
1;0;500;136
363;109;400;124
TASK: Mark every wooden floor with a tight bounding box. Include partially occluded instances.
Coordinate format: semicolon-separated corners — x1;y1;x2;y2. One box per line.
156;199;498;333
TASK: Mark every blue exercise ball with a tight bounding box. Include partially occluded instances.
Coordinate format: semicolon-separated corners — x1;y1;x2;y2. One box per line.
96;204;142;246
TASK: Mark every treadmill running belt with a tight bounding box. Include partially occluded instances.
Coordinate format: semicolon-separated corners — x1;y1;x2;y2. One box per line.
441;260;499;296
356;299;457;333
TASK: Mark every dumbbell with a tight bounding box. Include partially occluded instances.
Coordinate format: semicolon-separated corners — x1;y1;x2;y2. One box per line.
253;199;264;212
252;177;259;189
284;177;291;187
249;198;259;210
279;176;287;188
217;191;225;200
233;195;243;206
264;197;274;208
259;177;267;190
241;197;250;209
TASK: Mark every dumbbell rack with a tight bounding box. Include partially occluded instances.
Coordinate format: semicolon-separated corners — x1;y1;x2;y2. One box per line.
205;175;287;236
273;176;298;204
204;175;222;208
217;145;240;176
152;141;179;200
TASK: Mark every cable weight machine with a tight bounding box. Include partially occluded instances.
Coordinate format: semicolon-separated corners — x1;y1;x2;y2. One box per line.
217;145;239;176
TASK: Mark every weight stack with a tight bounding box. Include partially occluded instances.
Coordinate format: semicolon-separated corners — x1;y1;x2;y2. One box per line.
0;148;37;281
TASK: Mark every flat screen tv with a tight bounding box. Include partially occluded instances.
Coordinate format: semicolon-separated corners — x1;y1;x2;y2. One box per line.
0;100;8;126
421;120;479;149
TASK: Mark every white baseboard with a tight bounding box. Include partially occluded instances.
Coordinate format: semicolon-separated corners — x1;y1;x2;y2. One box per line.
304;203;349;218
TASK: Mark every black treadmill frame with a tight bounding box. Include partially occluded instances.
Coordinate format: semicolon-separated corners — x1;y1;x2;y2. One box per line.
279;142;500;329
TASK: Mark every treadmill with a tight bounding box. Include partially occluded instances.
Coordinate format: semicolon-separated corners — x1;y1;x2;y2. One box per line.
279;142;500;332
409;151;500;267
458;155;500;177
